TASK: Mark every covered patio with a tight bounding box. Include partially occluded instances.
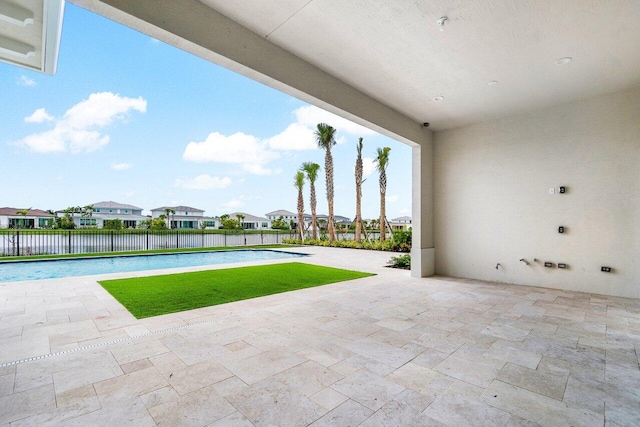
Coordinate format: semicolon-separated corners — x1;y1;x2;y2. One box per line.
0;247;638;425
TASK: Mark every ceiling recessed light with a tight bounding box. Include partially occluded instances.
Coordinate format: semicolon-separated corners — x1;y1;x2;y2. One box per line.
555;57;572;65
488;80;499;86
433;96;444;101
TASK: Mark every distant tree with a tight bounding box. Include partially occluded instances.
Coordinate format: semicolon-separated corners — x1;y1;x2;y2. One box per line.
220;214;241;229
164;208;175;229
301;162;320;240
271;216;290;230
236;214;245;229
294;170;305;241
149;218;168;230
13;208;30;228
103;218;124;230
374;146;391;242
315;123;337;243
55;212;76;229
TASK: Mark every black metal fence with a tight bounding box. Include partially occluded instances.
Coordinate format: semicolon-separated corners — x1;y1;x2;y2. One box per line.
0;229;298;257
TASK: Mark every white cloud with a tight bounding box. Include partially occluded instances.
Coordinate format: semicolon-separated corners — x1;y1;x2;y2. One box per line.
173;174;232;190
17;75;36;87
387;194;400;203
17;92;147;153
399;207;411;215
362;157;376;177
221;199;244;210
111;162;133;170
182;105;377;175
183;132;279;174
124;190;136;197
24;108;54;123
243;164;274;175
265;123;316;151
293;105;376;137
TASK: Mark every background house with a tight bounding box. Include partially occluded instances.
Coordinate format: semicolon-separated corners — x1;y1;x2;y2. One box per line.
230;212;271;230
57;201;147;228
390;216;412;231
0;208;55;229
151;206;205;229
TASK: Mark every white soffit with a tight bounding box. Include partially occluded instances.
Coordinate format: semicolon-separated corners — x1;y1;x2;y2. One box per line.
201;0;640;130
0;0;65;75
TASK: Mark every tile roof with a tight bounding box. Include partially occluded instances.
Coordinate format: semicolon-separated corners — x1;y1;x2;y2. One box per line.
0;207;55;217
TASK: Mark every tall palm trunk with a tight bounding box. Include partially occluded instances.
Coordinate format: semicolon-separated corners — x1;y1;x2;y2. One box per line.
301;162;320;241
374;147;391;243
325;147;335;243
297;187;304;241
355;138;364;243
379;169;387;242
294;171;305;241
315;123;337;244
310;180;317;239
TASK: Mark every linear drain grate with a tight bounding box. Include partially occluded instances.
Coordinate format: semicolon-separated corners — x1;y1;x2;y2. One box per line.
0;318;220;368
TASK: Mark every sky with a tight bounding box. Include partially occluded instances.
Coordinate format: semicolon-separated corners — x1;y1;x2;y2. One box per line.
0;3;413;220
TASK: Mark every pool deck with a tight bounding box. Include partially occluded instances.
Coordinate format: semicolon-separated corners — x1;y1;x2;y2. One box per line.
0;246;638;425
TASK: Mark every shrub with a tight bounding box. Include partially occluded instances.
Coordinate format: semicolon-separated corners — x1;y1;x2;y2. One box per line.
387;254;411;269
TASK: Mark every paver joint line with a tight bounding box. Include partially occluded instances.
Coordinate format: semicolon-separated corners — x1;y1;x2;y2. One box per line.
0;317;220;368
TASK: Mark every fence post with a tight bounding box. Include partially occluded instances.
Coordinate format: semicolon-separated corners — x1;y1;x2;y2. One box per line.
224;230;227;247
202;229;204;248
146;230;149;251
260;229;263;245
110;231;114;252
176;230;179;249
16;230;20;256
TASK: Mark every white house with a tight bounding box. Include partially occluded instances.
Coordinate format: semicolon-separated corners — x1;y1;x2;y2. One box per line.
57;201;147;228
151;206;205;229
0;208;55;229
229;212;271;230
390;216;412;231
265;210;297;222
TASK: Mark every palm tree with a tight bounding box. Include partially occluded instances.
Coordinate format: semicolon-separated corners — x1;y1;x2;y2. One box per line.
164;208;175;229
294;171;305;241
354;137;365;243
236;213;245;229
374;146;391;242
315;123;337;243
300;162;320;240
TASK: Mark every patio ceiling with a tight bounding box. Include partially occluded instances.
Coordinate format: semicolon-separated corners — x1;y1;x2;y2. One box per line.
200;0;640;131
67;0;640;133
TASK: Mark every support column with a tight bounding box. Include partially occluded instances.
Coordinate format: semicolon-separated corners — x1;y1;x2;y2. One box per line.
411;130;435;277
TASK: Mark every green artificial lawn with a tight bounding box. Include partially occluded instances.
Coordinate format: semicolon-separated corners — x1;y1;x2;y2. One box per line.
99;262;374;319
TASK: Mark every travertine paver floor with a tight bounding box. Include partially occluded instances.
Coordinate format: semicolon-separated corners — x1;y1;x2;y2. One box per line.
0;246;639;426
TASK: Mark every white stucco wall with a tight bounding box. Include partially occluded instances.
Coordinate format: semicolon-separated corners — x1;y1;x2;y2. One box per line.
434;87;640;298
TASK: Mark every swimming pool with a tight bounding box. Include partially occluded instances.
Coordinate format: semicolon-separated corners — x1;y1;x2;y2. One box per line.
0;250;306;282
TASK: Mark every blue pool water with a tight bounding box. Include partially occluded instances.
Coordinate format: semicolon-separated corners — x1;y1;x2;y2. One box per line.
0;250;306;282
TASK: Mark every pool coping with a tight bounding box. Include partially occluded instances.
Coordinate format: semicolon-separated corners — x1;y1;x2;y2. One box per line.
0;247;303;265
